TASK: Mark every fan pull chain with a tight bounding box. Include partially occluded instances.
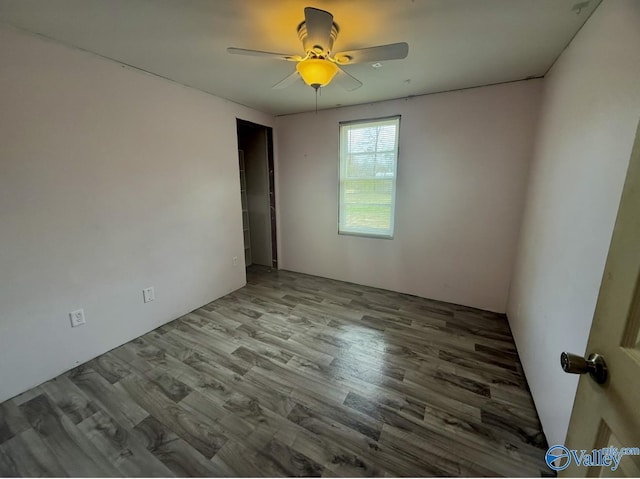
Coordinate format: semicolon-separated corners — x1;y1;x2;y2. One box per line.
315;87;318;114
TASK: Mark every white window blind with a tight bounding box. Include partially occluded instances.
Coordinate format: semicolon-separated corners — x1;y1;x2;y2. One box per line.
339;116;400;238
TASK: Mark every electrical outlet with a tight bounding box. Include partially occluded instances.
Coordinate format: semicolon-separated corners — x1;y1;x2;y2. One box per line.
69;309;86;327
233;256;238;266
143;287;155;303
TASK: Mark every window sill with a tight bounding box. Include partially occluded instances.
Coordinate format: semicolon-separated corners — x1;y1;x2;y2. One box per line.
338;231;394;240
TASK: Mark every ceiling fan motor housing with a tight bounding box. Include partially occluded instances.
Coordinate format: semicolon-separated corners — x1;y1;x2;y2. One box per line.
297;20;339;58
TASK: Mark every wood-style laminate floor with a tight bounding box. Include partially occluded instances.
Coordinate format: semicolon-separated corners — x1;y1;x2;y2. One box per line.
0;266;551;477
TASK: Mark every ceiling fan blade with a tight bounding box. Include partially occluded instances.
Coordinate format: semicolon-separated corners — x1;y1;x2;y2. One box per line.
272;70;301;89
333;67;362;91
303;7;334;54
334;42;409;65
227;47;301;61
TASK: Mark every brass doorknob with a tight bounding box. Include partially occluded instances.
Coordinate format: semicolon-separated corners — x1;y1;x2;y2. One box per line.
560;352;608;384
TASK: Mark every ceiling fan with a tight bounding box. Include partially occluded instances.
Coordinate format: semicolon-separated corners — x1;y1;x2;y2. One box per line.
227;7;409;92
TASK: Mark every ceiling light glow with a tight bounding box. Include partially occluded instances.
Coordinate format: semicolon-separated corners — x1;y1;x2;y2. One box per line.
296;58;339;89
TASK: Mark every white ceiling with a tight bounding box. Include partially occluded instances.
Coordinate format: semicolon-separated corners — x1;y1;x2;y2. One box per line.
0;0;600;115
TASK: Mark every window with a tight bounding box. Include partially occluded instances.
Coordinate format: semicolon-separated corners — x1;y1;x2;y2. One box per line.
339;116;400;238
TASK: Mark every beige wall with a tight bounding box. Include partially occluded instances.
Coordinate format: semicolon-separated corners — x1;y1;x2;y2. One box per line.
0;26;274;402
276;80;542;313
507;0;640;445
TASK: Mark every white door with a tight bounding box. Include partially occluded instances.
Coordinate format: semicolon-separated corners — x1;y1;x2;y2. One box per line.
555;120;640;477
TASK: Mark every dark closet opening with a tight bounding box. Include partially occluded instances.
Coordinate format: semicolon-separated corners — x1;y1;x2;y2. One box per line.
236;119;277;269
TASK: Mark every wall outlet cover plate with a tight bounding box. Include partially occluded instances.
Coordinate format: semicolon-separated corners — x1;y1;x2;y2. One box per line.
69;309;86;327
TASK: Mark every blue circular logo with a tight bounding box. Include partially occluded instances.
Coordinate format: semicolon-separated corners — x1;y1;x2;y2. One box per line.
546;445;571;471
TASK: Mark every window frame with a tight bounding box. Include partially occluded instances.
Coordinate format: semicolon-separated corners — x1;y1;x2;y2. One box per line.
338;115;401;240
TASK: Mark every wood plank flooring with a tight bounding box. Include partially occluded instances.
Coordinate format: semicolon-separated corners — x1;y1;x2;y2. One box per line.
0;266;552;477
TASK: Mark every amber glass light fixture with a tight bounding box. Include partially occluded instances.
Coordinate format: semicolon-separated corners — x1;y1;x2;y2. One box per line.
296;58;338;90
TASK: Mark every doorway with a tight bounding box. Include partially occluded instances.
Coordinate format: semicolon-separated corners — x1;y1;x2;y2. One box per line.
236;119;277;269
